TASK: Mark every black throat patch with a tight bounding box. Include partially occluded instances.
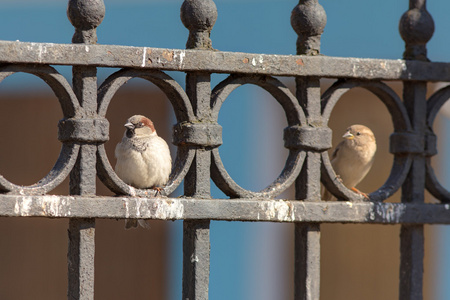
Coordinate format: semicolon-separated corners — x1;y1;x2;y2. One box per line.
126;128;135;138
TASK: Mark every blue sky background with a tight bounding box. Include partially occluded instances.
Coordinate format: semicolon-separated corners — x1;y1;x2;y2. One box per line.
2;0;450;299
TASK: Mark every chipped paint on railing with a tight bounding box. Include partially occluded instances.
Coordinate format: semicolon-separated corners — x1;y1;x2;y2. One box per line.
260;200;295;222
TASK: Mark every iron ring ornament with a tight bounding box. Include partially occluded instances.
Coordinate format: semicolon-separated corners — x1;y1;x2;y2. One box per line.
96;68;195;196
0;64;80;194
425;85;450;202
210;74;307;198
321;79;413;202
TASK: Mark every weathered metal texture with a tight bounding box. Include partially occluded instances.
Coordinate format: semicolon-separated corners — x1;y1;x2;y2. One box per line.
6;194;450;224
292;1;327;299
5;41;450;81
399;0;434;61
0;0;448;299
210;74;307;198
398;1;434;299
181;0;217;50
67;1;105;299
180;1;217;299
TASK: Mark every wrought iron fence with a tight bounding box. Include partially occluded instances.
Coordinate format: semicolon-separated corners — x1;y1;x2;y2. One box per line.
0;0;448;299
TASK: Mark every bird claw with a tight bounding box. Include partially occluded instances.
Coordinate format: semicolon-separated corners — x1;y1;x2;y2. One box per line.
153;186;163;197
351;187;369;200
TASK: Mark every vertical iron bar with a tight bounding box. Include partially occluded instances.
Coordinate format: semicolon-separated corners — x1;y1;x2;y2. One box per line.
294;78;322;300
399;81;427;300
182;219;211;299
291;1;326;299
182;73;212;300
67;218;96;300
295;223;321;300
400;225;425;300
398;1;433;299
181;1;217;298
68;65;98;300
67;1;105;299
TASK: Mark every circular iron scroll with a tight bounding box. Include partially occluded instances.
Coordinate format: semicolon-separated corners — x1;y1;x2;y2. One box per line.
0;64;80;194
96;68;195;196
321;79;413;202
425;85;450;202
210;74;307;198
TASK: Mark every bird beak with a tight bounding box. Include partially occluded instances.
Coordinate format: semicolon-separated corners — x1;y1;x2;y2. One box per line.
124;122;134;130
343;130;354;140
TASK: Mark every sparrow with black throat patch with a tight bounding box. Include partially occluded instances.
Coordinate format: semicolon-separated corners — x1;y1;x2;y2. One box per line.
115;115;172;228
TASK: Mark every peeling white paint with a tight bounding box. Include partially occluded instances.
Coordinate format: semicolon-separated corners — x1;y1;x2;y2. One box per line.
345;201;353;208
123;198;130;219
135;197;143;218
38;45;43;63
36;44;48;64
128;186;137;197
190;254;199;263
153;199;184;219
260;200;294;221
352;63;358;75
14;201;19;215
42;195;62;216
401;62;412;79
14;196;33;216
141;47;147;67
375;203;406;223
22;197;33;215
175;50;186;68
85;45;90;52
251;57;256;66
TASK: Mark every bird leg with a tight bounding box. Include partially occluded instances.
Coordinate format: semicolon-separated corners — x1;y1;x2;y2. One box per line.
153;186;163;196
351;187;369;200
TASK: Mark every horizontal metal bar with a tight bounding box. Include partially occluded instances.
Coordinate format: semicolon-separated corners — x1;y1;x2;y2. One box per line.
1;40;450;81
2;194;450;224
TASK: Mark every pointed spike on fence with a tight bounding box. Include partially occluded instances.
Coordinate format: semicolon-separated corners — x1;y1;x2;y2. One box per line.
399;0;434;61
181;0;218;50
67;0;105;44
291;0;327;56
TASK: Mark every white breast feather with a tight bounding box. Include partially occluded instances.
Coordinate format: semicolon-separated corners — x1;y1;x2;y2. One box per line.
115;136;171;189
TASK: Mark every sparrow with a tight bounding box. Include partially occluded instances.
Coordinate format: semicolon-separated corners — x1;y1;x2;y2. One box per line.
322;124;376;201
115;115;172;228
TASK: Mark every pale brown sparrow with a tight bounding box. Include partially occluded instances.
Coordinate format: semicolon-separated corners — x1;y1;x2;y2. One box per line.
323;124;376;201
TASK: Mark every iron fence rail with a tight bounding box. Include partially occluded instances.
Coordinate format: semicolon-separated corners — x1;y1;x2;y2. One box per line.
0;0;445;299
1;41;450;81
3;195;450;224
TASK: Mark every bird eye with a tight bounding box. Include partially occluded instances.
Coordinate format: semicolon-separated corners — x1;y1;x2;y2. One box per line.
136;122;144;128
356;132;361;136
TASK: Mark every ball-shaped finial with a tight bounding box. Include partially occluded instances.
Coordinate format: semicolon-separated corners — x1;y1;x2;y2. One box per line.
181;0;218;49
399;7;434;61
291;0;327;55
67;0;105;44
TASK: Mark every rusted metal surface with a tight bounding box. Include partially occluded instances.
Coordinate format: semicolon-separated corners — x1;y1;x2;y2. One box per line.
3;41;450;81
5;194;450;224
0;0;447;299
